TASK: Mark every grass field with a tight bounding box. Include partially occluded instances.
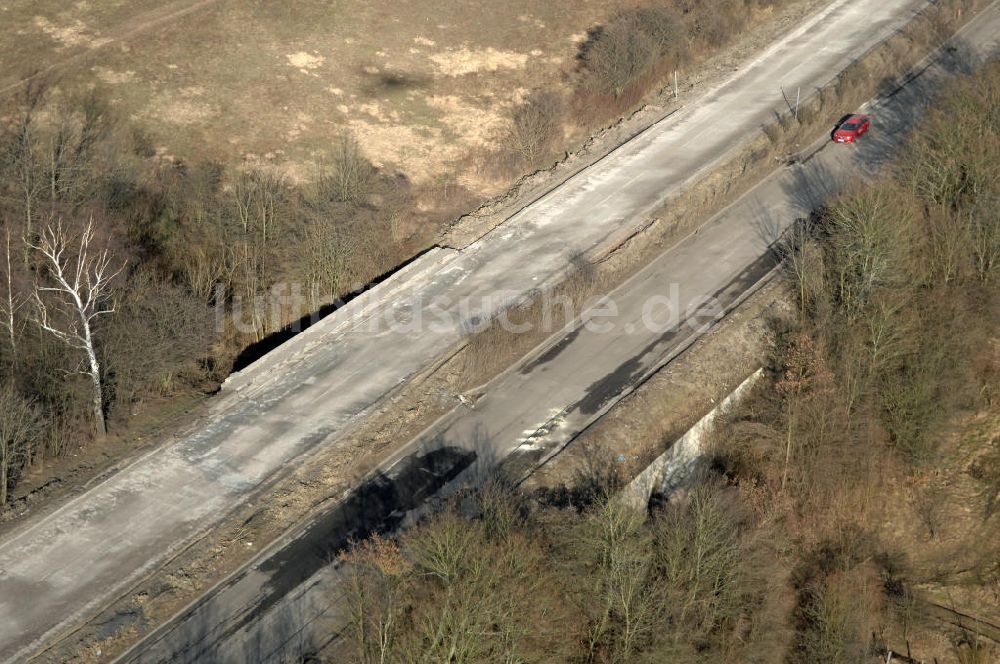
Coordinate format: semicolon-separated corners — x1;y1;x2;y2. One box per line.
1;0;648;192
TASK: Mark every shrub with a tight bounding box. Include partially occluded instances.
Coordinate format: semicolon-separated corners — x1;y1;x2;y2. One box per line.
581;16;659;98
327;132;374;205
507;89;564;167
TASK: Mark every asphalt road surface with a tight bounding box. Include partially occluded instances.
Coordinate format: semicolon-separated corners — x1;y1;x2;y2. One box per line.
113;4;1000;663
0;0;962;660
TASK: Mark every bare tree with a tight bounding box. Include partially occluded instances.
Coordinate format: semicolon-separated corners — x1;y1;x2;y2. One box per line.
507;90;564;167
568;497;658;662
341;535;409;664
775;218;823;321
327;133;373;205
224;170;288;339
926;210;969;285
796;579;870;663
28;219;123;436
970;205;1000;282
0;384;44;510
1;83;47;244
0;228;26;357
13;127;44;242
231;169;284;242
650;483;748;656
305;218;358;308
43;92;112;206
826;188;910;321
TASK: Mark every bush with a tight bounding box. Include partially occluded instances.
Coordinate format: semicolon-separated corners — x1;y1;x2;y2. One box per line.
327;132;374;205
689;0;748;49
506;89;564;167
633;7;683;61
0;383;46;509
580;15;659;98
100;273;214;412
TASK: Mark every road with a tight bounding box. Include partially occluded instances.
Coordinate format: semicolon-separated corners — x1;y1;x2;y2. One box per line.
113;5;1000;663
0;0;949;659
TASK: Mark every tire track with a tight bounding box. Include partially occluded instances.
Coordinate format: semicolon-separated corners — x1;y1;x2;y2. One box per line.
0;0;221;97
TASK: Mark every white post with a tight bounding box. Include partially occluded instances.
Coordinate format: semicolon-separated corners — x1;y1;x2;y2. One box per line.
673;70;678;99
795;86;801;121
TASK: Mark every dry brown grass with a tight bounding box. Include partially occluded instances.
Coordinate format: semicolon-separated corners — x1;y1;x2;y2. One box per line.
0;0;635;194
703;57;1000;663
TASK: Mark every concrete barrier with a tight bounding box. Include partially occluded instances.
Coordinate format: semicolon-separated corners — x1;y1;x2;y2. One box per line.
619;368;764;510
222;247;458;394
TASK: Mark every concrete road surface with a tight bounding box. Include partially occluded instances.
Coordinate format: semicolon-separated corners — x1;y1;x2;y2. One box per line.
113;6;1000;663
0;0;948;659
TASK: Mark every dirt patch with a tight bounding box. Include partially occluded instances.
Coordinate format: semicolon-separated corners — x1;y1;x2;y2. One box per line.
92;67;136;84
426;94;508;146
346;120;461;183
428;47;528;76
286;51;325;71
33;16;111;50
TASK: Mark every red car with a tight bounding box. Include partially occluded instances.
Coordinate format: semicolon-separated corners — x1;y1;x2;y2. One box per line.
832;114;871;143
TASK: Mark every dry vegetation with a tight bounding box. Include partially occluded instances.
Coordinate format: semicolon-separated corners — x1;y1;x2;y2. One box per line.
0;82;418;513
339;480;775;664
0;0;989;656
0;0;799;195
333;62;1000;663
0;0;815;514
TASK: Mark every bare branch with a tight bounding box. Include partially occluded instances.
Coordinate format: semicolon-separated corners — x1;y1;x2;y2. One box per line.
27;218;123;436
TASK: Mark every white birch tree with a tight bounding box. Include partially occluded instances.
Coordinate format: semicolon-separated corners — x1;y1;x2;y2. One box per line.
28;219;123;436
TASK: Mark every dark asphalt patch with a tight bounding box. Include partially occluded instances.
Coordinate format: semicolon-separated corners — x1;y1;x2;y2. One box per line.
126;446;475;663
572;248;779;416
